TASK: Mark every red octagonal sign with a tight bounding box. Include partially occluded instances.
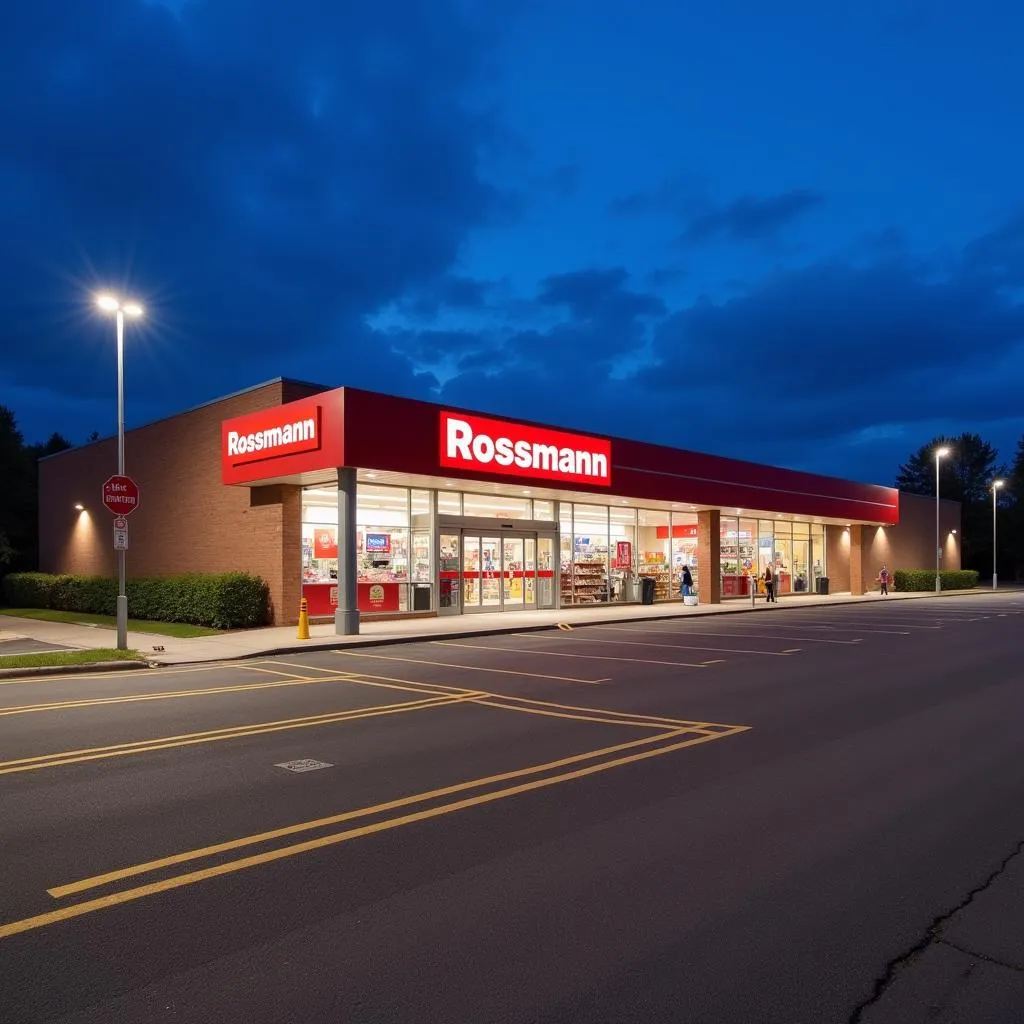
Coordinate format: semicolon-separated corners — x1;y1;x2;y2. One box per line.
102;475;140;517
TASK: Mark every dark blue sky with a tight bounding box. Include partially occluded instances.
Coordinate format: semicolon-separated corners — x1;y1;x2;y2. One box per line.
3;0;1023;484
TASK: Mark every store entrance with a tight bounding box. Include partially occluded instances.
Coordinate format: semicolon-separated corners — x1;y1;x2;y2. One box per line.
439;531;556;614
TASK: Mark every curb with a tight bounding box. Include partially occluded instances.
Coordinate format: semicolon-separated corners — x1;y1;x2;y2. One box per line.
0;660;152;680
152;587;996;666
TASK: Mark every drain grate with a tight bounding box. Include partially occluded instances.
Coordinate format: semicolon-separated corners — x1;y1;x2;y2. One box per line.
275;758;334;773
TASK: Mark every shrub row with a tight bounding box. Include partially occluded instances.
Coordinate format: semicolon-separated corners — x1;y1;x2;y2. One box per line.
1;572;269;629
891;569;979;592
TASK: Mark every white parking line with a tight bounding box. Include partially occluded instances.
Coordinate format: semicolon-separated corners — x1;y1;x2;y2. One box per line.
511;632;794;657
588;625;863;645
432;640;707;669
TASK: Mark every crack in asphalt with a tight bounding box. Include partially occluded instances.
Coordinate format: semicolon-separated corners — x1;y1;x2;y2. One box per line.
847;838;1024;1022
937;937;1024;974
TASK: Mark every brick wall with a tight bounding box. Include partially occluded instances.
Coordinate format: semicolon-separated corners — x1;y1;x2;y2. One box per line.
862;492;961;589
825;525;851;592
39;380;323;625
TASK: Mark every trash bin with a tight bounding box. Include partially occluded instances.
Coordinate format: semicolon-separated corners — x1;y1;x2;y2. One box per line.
640;576;656;605
815;577;830;595
412;584;432;611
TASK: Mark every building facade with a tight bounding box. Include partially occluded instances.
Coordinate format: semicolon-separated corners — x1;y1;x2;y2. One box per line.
39;380;962;629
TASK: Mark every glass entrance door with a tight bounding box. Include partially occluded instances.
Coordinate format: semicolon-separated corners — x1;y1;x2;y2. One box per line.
503;536;525;607
456;531;541;613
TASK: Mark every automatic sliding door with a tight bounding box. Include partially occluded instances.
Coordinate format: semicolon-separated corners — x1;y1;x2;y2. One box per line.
503;536;526;607
481;537;501;608
463;536;481;609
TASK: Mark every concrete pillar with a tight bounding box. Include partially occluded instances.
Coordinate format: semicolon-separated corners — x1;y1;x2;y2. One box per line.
334;468;360;635
698;509;721;604
849;524;865;595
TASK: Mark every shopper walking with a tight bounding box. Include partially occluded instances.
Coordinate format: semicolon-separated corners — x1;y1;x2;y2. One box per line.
764;564;776;603
680;565;694;598
879;564;890;596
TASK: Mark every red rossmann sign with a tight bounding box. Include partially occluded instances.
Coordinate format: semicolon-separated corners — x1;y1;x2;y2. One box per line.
223;403;323;467
440;411;612;487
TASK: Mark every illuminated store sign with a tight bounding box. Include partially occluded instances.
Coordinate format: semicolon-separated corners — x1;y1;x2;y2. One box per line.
440;412;611;487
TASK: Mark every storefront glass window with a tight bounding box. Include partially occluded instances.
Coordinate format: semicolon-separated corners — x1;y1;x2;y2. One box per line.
570;504;610;604
437;489;462;515
720;516;748;597
757;521;774;579
773;522;792;595
670;512;699;596
609;506;637;603
810;524;826;587
461;493;532;519
411;489;431;518
557;502;573;605
790;521;810;594
637;508;671;601
532;499;555;521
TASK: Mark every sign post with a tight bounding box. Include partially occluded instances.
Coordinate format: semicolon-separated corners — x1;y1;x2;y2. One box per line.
102;475;140;648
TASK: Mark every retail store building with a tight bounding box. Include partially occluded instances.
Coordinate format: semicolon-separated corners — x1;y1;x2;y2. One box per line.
39;379;962;631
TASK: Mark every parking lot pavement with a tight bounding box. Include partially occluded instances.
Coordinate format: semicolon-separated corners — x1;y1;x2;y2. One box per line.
0;592;1022;1023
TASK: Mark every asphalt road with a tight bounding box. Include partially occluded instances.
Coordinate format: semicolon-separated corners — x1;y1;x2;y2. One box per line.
1;593;1022;1024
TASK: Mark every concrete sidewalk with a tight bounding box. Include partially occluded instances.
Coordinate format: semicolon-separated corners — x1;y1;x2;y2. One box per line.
0;587;999;666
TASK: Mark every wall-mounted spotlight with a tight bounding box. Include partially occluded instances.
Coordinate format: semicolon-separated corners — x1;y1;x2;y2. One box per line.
74;503;85;511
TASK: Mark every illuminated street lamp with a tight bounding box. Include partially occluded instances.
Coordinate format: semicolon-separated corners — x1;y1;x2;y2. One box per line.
992;479;1004;590
934;446;950;593
95;293;144;650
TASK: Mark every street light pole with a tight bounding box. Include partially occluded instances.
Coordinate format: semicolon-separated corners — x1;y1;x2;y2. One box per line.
992;479;1004;590
116;307;126;649
97;294;144;651
934;446;950;593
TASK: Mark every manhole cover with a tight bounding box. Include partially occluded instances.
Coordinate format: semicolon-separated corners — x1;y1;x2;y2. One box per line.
275;759;334;773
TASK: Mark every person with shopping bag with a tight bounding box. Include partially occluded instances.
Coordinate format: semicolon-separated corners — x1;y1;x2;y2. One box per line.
680;565;695;603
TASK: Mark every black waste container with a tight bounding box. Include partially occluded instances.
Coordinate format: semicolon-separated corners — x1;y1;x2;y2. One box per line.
815;577;830;595
640;576;656;605
412;584;432;611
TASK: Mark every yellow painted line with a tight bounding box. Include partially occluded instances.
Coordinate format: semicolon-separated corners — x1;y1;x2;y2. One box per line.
335;649;606;684
702;659;725;665
517;632;792;658
0;693;482;777
0;673;361;718
249;659;360;677
472;697;701;732
433;640;707;670
557;623;573;631
340;672;723;730
781;648;801;654
593;625;862;645
40;725;750;920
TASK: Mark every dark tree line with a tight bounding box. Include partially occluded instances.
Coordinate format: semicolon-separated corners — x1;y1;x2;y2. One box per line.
0;406;72;576
896;432;1024;580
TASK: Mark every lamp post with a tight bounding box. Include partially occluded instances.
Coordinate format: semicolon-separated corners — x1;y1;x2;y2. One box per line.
992;479;1004;590
96;294;144;650
934;446;950;593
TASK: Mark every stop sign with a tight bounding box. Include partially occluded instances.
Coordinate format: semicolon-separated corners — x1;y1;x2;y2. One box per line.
102;475;141;517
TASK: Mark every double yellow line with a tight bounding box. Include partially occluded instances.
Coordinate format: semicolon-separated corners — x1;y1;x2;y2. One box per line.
1;720;748;940
0;690;483;777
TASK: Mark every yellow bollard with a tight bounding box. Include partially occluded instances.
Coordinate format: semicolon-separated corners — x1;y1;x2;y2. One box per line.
296;597;310;640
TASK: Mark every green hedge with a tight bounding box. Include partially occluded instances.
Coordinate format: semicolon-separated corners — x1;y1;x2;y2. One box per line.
1;572;269;629
891;569;979;592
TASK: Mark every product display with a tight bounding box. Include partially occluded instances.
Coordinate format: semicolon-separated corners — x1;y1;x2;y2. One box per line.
561;559;609;604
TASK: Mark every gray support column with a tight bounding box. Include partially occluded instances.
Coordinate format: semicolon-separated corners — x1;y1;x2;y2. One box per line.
335;468;360;635
553;501;562;609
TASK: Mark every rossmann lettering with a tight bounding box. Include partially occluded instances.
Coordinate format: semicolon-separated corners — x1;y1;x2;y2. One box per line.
441;412;611;486
226;417;317;458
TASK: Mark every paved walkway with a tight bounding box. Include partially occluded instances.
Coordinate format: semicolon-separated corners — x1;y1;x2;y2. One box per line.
0;588;996;666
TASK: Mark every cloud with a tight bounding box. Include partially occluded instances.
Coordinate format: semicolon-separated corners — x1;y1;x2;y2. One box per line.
0;0;513;436
683;189;824;243
536;268;666;321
